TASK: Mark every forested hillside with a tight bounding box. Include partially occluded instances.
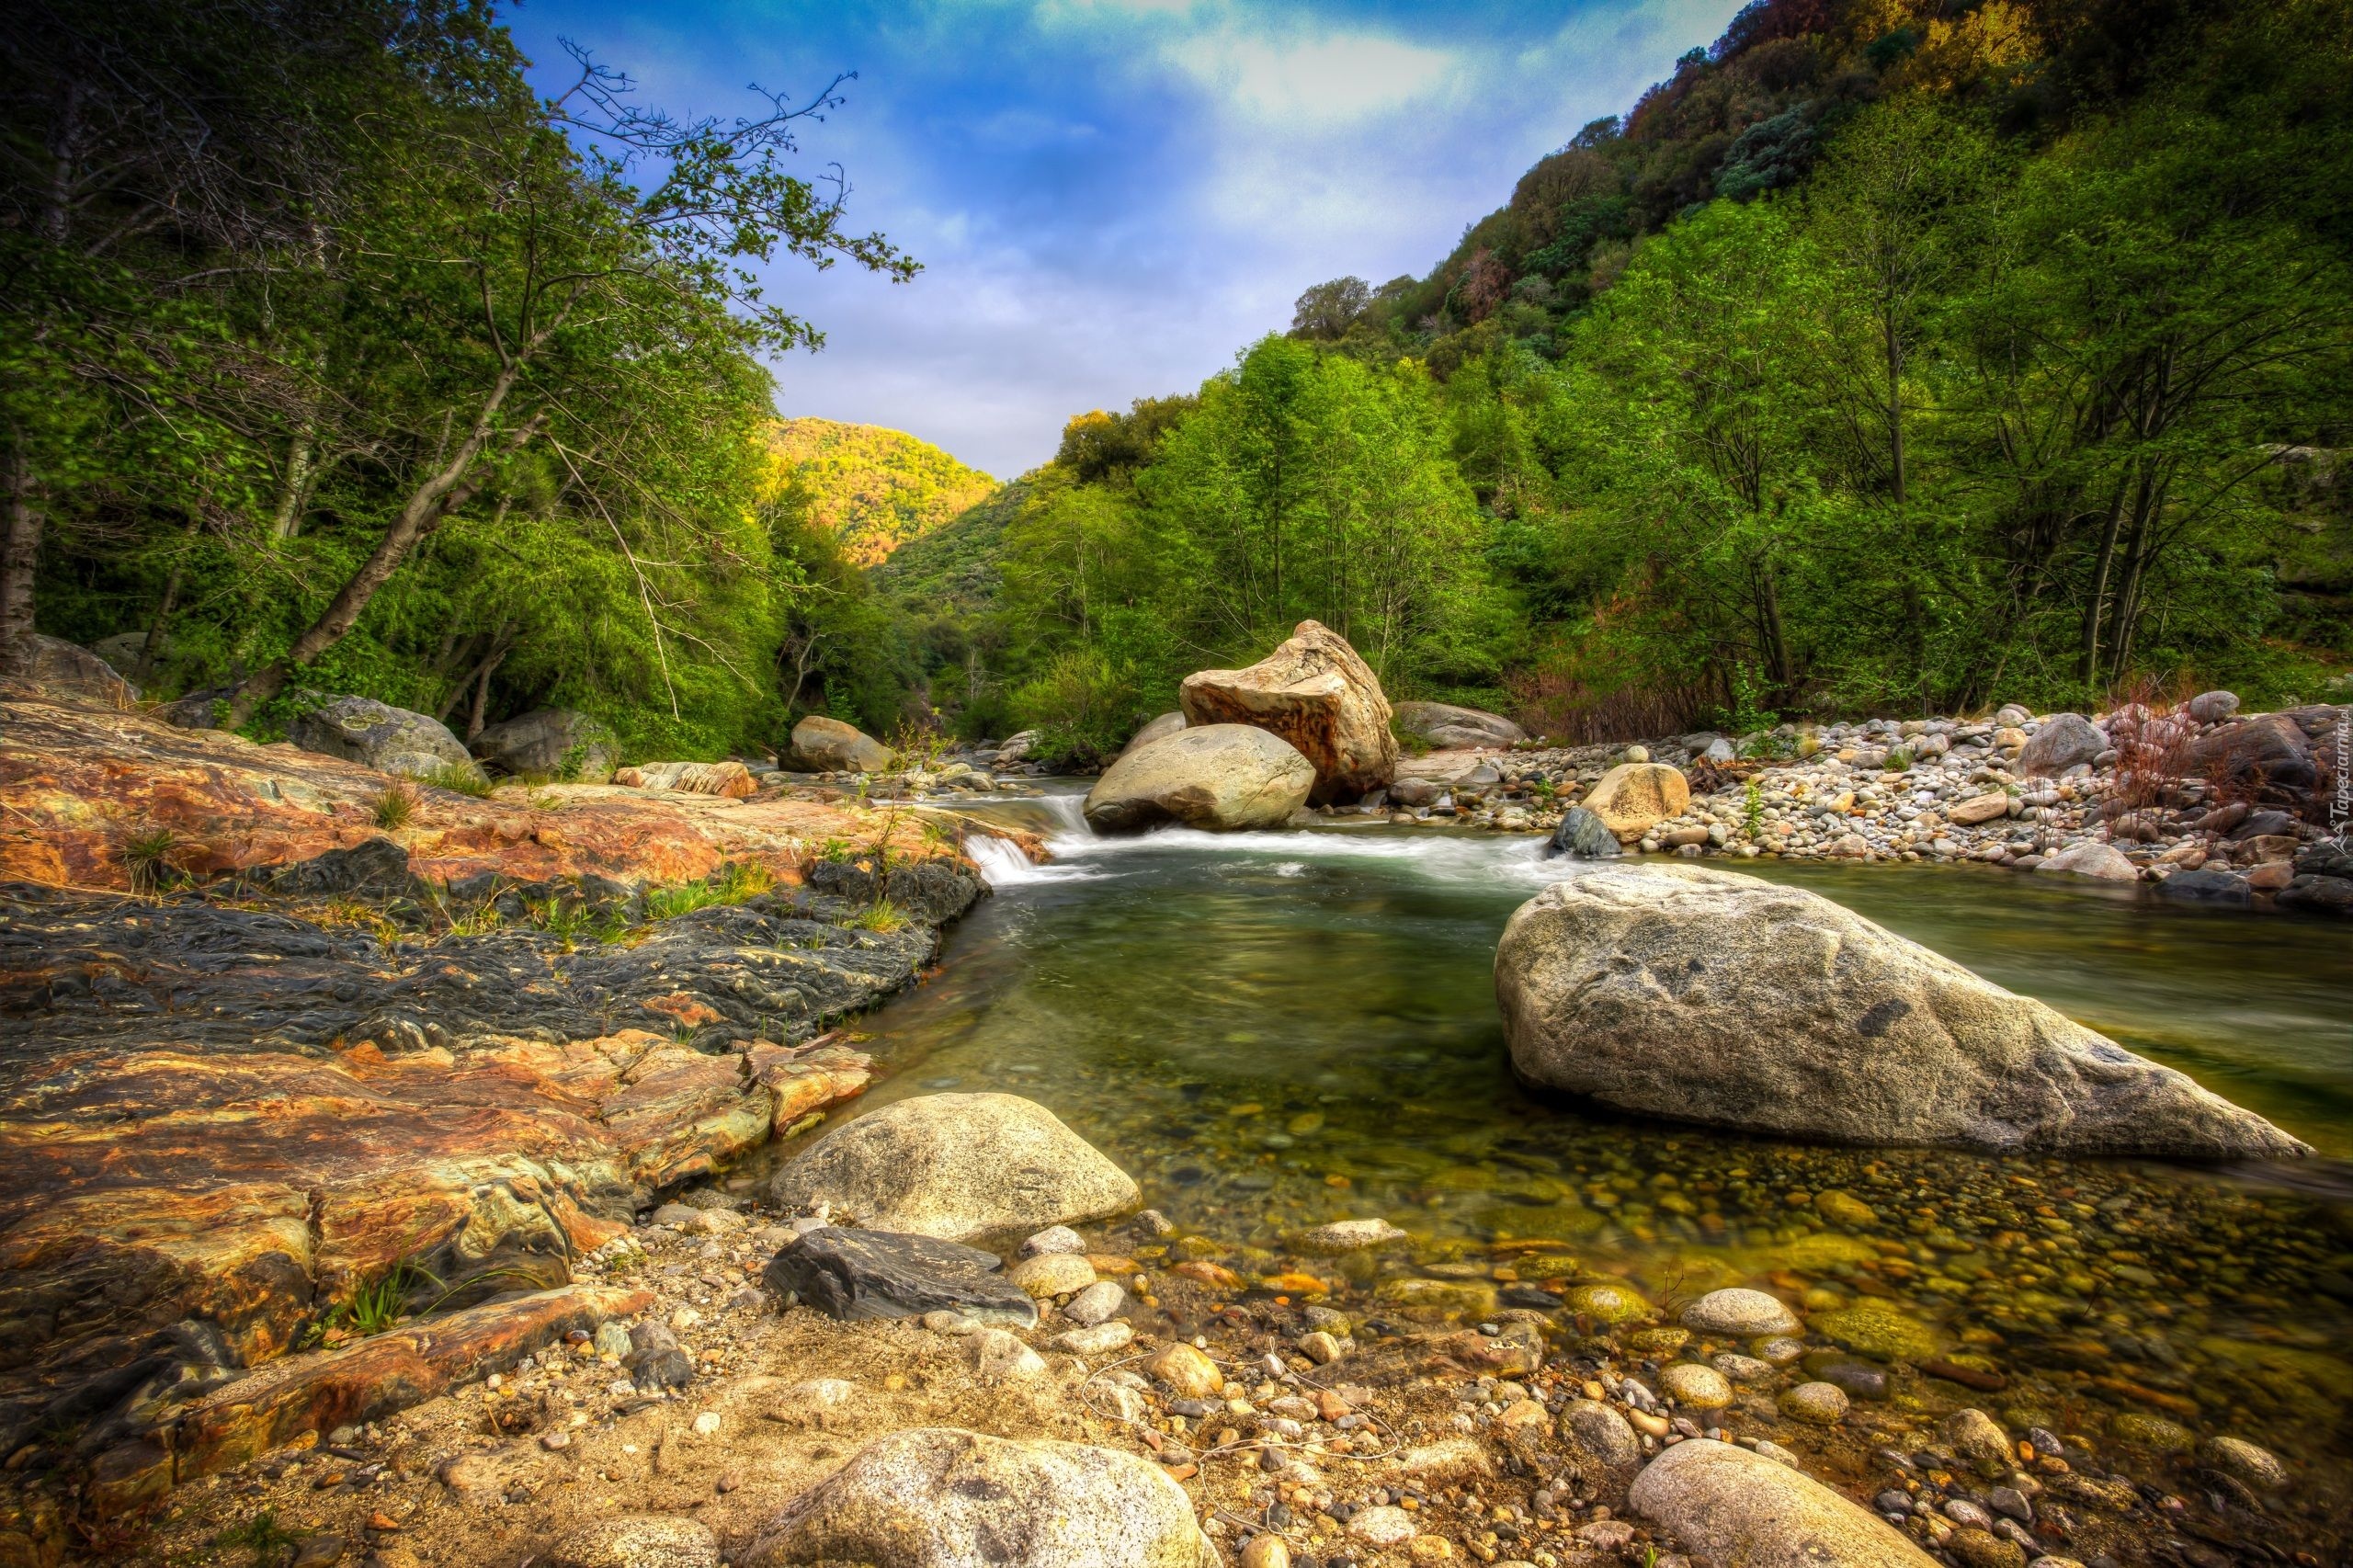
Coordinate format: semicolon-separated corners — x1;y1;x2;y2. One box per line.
765;419;997;567
871;0;2353;765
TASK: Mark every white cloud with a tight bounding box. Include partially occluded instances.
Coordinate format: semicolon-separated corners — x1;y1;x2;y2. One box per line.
1164;26;1461;127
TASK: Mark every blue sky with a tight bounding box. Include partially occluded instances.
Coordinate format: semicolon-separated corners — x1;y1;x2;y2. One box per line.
505;1;1746;478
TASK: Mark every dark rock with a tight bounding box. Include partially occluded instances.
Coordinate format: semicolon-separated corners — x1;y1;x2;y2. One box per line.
1546;806;1621;860
763;1227;1039;1327
2191;714;2315;791
2278;874;2353;916
629;1322;679;1355
804;858;986;926
2157;869;2251;906
1818;1362;1890;1401
2229;810;2297;840
289;1534;347;1568
470;709;619;783
2186;690;2240;723
0;634;137;709
242;837;420;900
628;1346;694;1391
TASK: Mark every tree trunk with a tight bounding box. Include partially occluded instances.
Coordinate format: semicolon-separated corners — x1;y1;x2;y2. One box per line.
0;449;45;679
465;640;508;741
1884;304;1906;506
269;420;318;540
229;369;531;725
2077;472;2131;686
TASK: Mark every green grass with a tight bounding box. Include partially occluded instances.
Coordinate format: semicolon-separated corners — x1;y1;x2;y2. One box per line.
422;763;494;798
371;786;415;831
642;860;774;922
119;827;180;892
844;898;909;933
212;1511;300;1566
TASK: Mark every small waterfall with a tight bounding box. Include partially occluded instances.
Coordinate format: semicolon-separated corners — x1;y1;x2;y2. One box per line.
964;830;1048;886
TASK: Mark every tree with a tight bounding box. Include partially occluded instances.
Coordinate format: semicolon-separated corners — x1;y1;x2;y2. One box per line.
1289;277;1370;341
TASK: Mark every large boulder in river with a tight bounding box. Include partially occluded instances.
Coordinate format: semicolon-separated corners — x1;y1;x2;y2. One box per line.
1394;699;1526;750
744;1426;1217;1568
1116;710;1186;758
470;708;619;782
2191;713;2316;791
1178;619;1395;801
1546;805;1620;859
1581;762;1691;842
289;695;482;783
789;713;893;773
1083;723;1314;834
769;1093;1140;1243
1494;863;2308;1158
1631;1438;1934;1568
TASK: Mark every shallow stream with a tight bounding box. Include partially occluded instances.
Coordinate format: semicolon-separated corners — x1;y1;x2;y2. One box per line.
781;787;2353;1472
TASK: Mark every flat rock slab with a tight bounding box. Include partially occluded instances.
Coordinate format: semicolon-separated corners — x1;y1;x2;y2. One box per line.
764;1228;1038;1327
171;1283;652;1483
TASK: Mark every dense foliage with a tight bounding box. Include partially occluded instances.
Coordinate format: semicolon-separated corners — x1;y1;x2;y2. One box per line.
764;419;996;568
877;0;2353;759
2;0;910;756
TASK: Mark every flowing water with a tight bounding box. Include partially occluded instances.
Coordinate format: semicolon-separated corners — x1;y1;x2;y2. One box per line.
788;786;2353;1469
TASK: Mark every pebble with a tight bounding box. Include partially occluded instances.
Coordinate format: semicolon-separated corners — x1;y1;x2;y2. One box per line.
1149;1343;1224;1398
1349;1505;1417;1545
1008;1252;1096;1299
1659;1363;1733;1410
2202;1435;2285;1489
1020;1225;1086;1257
1063;1279;1126;1327
1053;1321;1135;1356
971;1328;1047;1381
1778;1382;1849;1425
1710;1353;1773;1383
1944;1409;2014;1471
1681;1288;1800;1337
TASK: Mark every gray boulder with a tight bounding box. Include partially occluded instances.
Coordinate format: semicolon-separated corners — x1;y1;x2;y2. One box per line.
1495;863;2308;1158
470;708;618;782
765;1227;1038;1327
2158;869;2250;905
3;634;137;708
743;1427;1217;1567
2187;690;2240;724
1116;712;1187;758
1083;723;1315;834
1546;806;1621;859
770;1093;1140;1244
1393;700;1527;750
2018;713;2106;777
2035;842;2138;881
1631;1438;1934;1568
288;695;482;783
790;713;893;773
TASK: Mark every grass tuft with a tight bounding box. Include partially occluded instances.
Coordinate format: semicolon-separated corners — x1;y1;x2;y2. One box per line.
371;786;415;831
845;898;908;933
119;827;180;892
422;763;493;798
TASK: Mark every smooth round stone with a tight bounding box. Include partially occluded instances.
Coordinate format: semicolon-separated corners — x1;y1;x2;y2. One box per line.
1008;1252;1096;1299
1020;1224;1086;1257
1628;1326;1690;1355
2110;1412;2194;1453
1818;1361;1889;1401
1568;1283;1653;1324
1949;1528;2028;1568
1560;1400;1642;1468
1711;1352;1773;1383
2202;1435;2285;1489
1683;1288;1801;1337
1660;1363;1734;1410
1779;1381;1851;1425
1753;1336;1807;1367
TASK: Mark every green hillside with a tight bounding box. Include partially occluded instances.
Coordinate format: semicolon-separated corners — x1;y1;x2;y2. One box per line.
766;419;999;567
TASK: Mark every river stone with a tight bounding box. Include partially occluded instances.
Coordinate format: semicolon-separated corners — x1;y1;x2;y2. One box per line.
2018;714;2105;777
788;713;893;773
1779;1381;1850;1425
551;1515;719;1568
1580;763;1691;842
1545;805;1621;859
2035;841;2138;881
2110;1412;2194;1452
1289;1218;1410;1255
1812;1301;1938;1363
762;1227;1039;1327
1681;1288;1800;1337
1055;1321;1134;1356
1177;619;1396;801
1630;1438;1935;1568
2202;1436;2285;1489
1009;1253;1096;1299
1117;712;1188;758
1943;1409;2013;1472
1560;1400;1642;1468
1494;864;2308;1158
1147;1344;1222;1398
289;695;483;783
2187;690;2240;723
469;708;619;782
1083;723;1317;834
1567;1283;1652;1324
769;1093;1140;1242
1661;1363;1733;1410
1347;1506;1417;1546
1063;1280;1126;1327
1394;700;1527;750
742;1426;1217;1567
971;1328;1048;1381
1021;1225;1086;1257
1948;791;2013;826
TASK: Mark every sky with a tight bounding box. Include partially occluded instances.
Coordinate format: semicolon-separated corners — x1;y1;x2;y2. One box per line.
503;0;1748;479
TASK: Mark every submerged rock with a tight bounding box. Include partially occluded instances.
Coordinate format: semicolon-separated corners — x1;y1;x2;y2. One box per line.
1494;863;2308;1157
768;1093;1140;1242
1631;1438;1935;1568
742;1426;1217;1567
763;1227;1038;1327
1082;724;1316;834
1177;619;1396;801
